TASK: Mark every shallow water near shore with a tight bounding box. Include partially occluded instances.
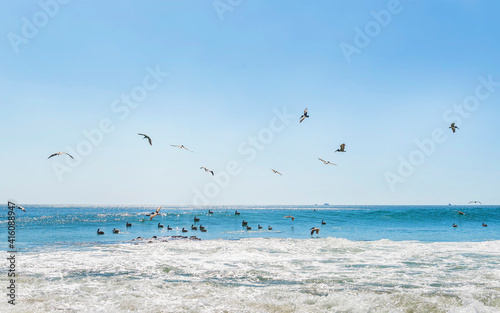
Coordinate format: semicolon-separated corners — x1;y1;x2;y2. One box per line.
1;205;499;312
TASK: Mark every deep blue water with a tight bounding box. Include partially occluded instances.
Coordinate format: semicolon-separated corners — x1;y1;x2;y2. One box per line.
1;205;498;250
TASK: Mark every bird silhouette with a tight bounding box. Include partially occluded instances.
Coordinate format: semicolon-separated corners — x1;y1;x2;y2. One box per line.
449;123;459;133
318;158;337;165
299;108;309;123
335;143;346;153
138;133;152;145
271;169;282;176
48;152;74;159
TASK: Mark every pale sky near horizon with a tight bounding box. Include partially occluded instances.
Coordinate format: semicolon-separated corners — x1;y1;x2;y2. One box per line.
1;0;499;205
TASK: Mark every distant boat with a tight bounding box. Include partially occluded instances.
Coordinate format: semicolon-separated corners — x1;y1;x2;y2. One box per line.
323;203;329;206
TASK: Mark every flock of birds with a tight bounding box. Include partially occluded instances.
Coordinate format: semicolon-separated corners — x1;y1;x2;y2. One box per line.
93;208;330;236
45;108;460;178
42;108;490;234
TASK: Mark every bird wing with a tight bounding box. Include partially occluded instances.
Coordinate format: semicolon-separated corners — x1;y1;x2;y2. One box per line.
210;171;214;176
156;207;161;213
182;146;193;152
328;162;337;166
63;152;74;159
171;145;180;148
310;229;315;235
451;123;455;127
340;143;345;150
48;153;58;159
147;137;152;145
18;206;26;212
304;108;307;115
318;158;326;163
299;115;305;123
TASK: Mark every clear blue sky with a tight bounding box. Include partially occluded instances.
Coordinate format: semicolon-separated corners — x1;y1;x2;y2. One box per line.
1;0;499;205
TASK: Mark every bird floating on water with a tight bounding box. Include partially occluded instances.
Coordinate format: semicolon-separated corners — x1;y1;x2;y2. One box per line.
158;223;164;228
321;220;326;225
191;224;198;230
271;169;282;176
170;145;193;152
284;215;295;221
97;229;104;235
138;133;152;145
167;225;172;230
182;228;188;232
335;144;346;153
482;222;488;227
48;152;74;159
310;227;320;235
452;223;458;227
268;226;272;230
449;123;459;133
235;210;240;215
113;228;120;233
200;167;214;176
194;216;200;222
126;222;132;227
318;158;337;165
455;211;465;216
242;220;248;226
299;108;309;123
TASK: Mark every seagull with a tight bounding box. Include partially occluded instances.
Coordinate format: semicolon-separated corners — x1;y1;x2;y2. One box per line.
149;207;162;220
310;227;320;235
200;167;214;176
284;215;295;221
299;108;309;123
449;123;459;133
318;158;337;165
138;133;152;145
271;169;282;176
469;201;481;204
171;145;193;152
48;152;74;159
335;144;346;153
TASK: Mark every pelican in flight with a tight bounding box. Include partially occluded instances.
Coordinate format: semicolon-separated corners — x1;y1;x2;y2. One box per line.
271;169;282;176
138;133;152;145
299;108;309;123
469;201;481;204
318;158;337;165
284;215;295;221
335;144;346;153
170;145;193;152
310;227;320;235
48;152;74;159
449;123;459;133
200;167;214;176
149;207;162;220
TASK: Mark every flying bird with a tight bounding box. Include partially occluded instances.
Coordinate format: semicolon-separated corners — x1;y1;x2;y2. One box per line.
449;123;459;133
170;145;193;152
310;227;320;235
284;215;295;221
469;201;481;204
200;167;214;176
138;133;152;145
318;158;337;165
149;207;161;220
48;152;74;159
299;108;309;123
335;144;346;153
271;169;282;176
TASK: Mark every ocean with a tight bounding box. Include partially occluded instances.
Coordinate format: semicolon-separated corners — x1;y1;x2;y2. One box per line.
1;205;499;312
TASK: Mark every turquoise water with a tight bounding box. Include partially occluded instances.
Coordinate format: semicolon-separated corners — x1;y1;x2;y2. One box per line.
2;205;498;250
1;205;499;312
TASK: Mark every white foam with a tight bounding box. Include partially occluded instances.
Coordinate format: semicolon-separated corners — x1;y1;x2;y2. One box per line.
2;238;500;312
